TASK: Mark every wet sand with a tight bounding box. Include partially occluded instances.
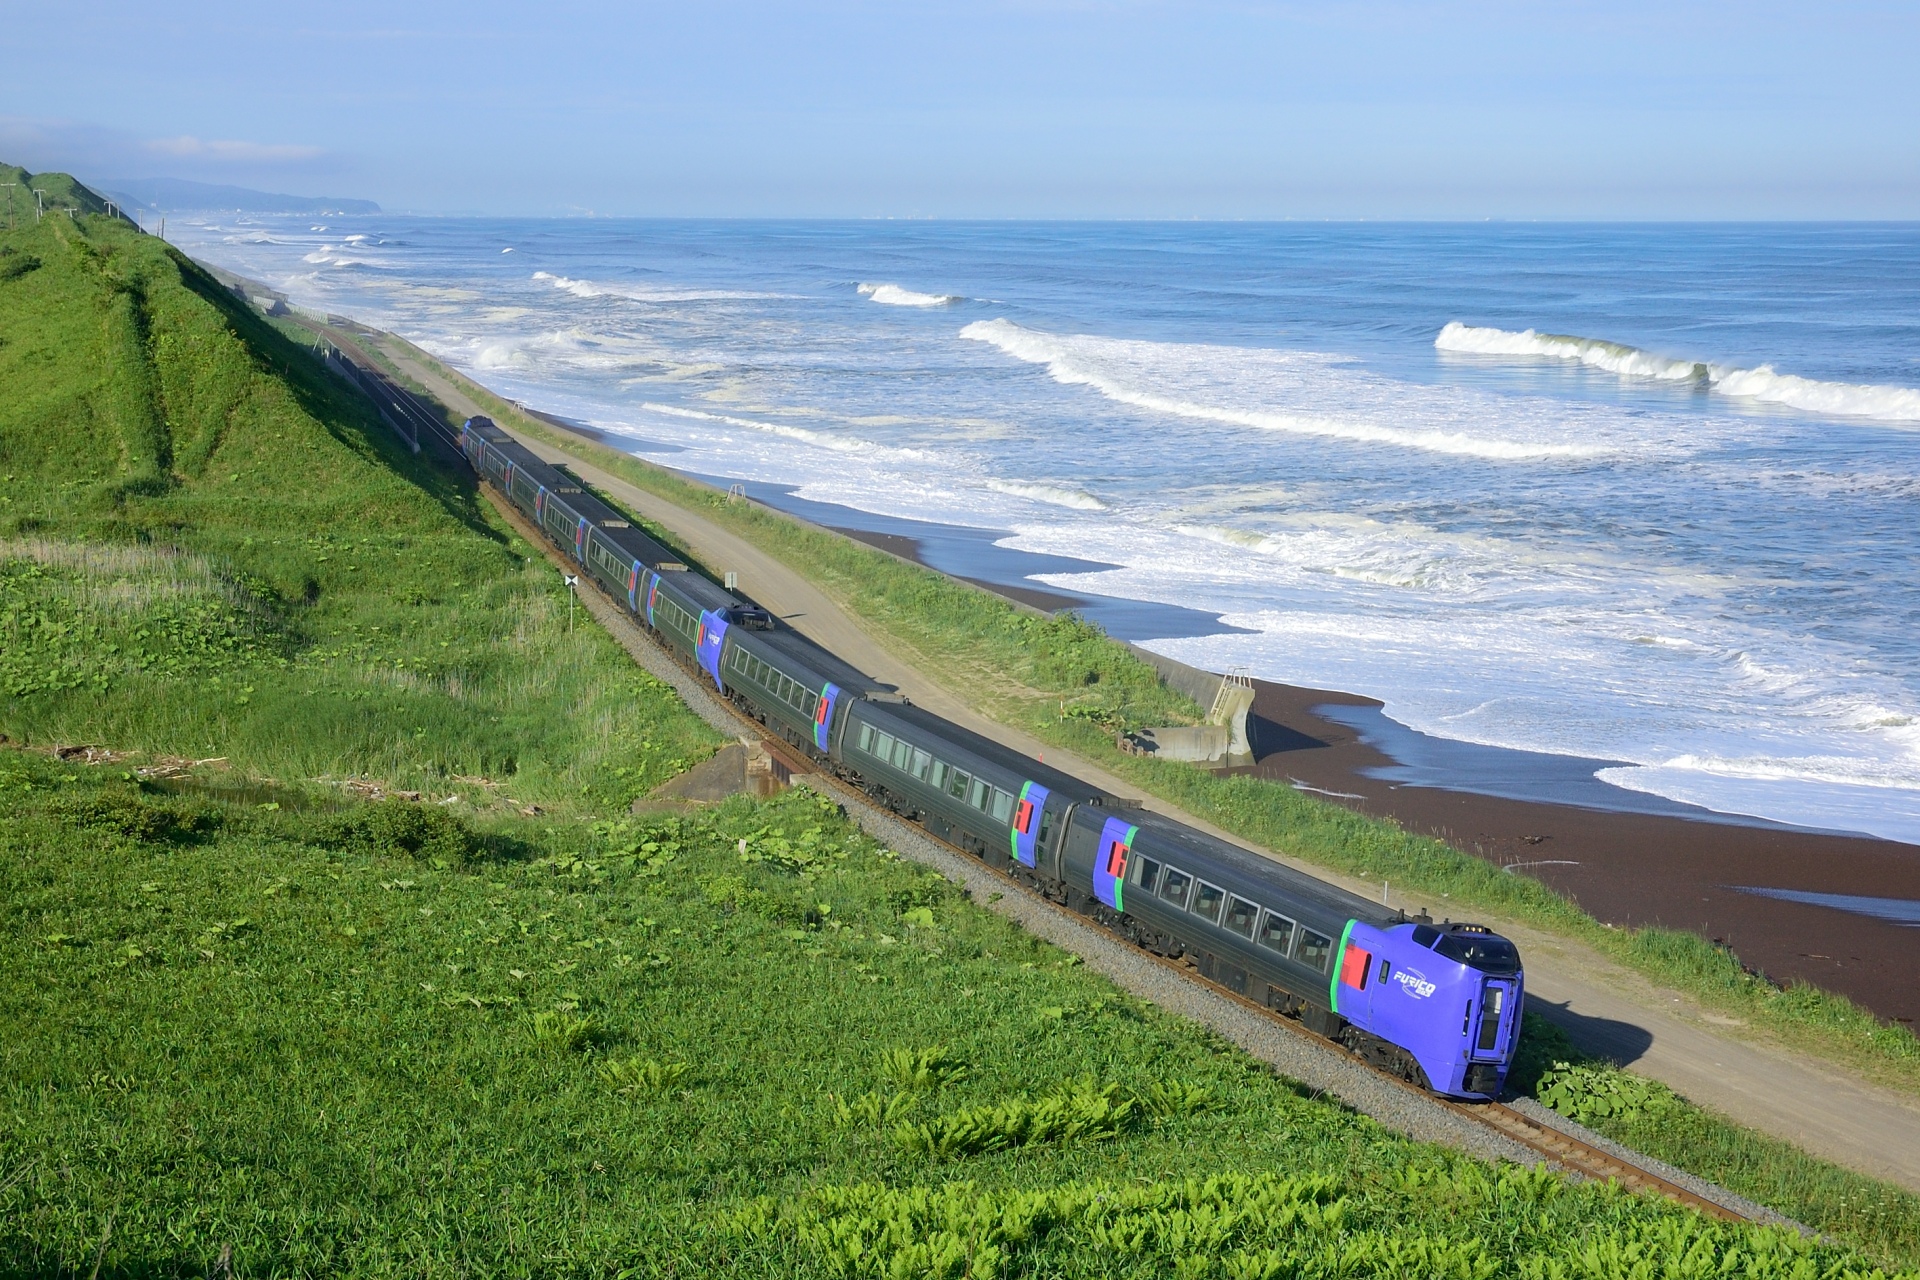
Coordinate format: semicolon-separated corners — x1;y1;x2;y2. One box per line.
839;525;1920;1027
1236;678;1920;1026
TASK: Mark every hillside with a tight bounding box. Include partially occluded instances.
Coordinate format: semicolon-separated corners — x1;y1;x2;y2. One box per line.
2;166;1917;1278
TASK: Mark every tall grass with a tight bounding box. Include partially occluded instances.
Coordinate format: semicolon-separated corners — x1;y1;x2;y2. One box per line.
0;200;719;809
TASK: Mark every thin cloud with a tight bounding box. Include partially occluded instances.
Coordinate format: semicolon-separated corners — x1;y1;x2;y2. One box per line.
146;135;323;163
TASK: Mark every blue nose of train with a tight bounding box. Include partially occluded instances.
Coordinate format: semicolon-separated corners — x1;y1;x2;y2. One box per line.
1334;921;1523;1098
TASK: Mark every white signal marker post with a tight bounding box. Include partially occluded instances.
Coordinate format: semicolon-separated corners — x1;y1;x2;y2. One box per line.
564;574;579;630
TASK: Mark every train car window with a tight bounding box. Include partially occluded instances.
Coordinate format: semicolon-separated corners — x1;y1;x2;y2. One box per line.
1412;924;1439;948
908;748;931;780
928;760;949;790
1258;912;1295;953
1434;933;1521;976
1036;805;1055;853
1131;856;1161;892
1224;896;1258;938
874;731;896;762
1378;958;1392;984
968;777;991;811
892;738;914;770
1295;929;1333;974
990;789;1014;823
1191;882;1225;924
949;769;971;800
1159;867;1192;909
857;723;876;753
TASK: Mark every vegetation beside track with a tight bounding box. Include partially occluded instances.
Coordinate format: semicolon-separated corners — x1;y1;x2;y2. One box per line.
7;752;1918;1277
402;344;1920;1101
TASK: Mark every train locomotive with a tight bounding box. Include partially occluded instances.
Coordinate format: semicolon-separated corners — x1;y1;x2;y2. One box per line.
459;416;1525;1099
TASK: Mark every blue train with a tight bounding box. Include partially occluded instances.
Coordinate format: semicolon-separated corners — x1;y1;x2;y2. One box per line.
461;417;1524;1099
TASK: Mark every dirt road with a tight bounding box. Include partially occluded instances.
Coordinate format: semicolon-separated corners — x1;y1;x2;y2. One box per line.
368;331;1920;1194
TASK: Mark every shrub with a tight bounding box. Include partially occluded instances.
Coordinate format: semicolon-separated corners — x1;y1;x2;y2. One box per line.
316;799;480;864
1537;1061;1680;1127
47;790;212;843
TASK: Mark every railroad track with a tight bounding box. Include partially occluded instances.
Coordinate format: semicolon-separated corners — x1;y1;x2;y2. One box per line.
749;726;1754;1222
341;344;1761;1224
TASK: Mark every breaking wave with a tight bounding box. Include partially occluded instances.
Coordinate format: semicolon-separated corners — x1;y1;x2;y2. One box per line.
984;478;1107;510
859;282;961;307
638;402;935;464
532;271;779;303
1437;322;1920;423
964;319;1612;461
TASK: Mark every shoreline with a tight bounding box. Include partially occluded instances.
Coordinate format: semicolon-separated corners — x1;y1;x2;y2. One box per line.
820;509;1920;1026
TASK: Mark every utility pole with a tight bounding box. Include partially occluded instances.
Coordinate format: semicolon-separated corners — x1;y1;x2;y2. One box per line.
33;188;44;221
0;184;15;231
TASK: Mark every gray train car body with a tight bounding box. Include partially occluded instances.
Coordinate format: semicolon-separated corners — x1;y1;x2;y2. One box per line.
1061;807;1394;1019
835;699;1107;873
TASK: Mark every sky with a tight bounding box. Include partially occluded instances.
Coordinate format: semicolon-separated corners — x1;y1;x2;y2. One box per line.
2;1;1917;219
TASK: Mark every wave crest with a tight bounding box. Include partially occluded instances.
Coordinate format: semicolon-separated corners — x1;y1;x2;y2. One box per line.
1437;321;1920;423
532;271;778;303
984;478;1107;510
858;282;960;307
964;318;1611;462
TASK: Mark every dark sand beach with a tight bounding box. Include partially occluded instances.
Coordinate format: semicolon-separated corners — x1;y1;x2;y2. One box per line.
829;522;1920;1027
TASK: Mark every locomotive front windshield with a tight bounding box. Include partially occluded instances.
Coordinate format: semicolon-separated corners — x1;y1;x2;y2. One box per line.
1433;932;1521;975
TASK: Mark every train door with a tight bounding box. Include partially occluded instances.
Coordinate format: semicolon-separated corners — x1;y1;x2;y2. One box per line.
696;610;729;690
1470;977;1518;1062
626;562;643;613
1092;816;1138;911
573;517;590;564
1009;782;1051;869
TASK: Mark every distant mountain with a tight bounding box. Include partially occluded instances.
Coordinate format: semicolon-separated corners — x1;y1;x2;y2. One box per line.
100;177;379;215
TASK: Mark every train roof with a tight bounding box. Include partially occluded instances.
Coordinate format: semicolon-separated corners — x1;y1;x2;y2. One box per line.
1120;807;1403;932
851;698;1110;802
734;624;887;697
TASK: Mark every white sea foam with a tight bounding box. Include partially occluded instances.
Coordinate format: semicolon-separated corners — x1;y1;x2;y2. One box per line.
532;271;779;303
984;478;1107;510
638;402;936;464
859;282;961;307
964;319;1614;461
1437;321;1920;423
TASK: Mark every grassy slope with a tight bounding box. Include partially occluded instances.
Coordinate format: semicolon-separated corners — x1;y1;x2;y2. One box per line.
0;193;716;809
1;180;1912;1275
402;356;1920;1098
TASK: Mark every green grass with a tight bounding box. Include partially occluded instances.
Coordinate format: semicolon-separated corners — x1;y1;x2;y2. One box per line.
4;754;1914;1279
397;347;1920;1099
0;182;718;811
1510;1017;1920;1265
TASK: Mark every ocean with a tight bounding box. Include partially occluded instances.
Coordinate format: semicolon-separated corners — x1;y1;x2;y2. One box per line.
173;218;1920;846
